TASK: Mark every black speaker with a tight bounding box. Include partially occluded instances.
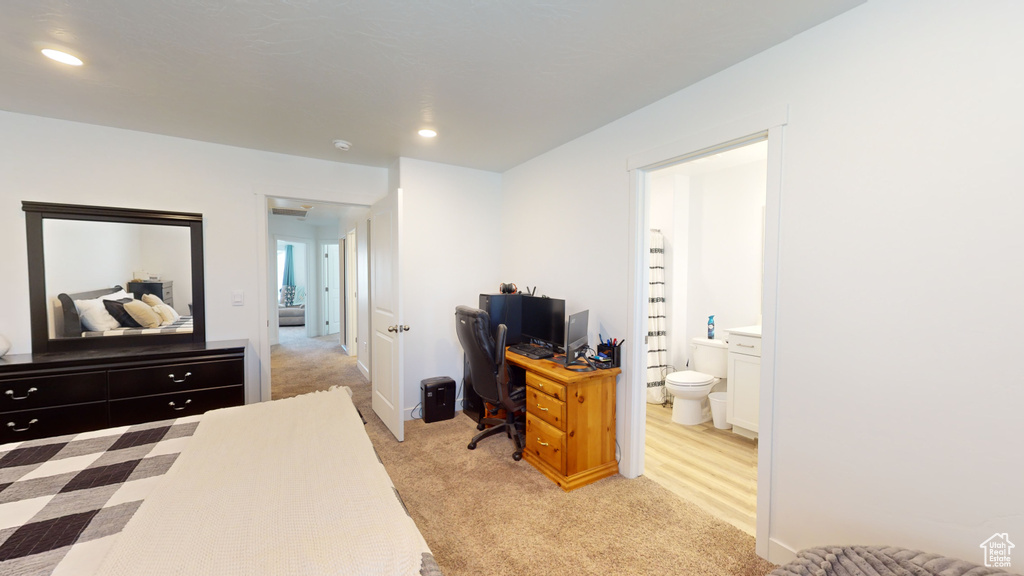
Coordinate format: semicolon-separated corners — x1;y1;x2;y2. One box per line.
421;377;456;423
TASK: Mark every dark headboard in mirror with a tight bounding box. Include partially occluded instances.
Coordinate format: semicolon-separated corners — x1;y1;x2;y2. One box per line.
23;202;206;353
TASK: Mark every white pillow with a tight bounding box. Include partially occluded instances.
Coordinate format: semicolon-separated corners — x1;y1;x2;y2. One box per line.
75;298;121;332
101;289;134;301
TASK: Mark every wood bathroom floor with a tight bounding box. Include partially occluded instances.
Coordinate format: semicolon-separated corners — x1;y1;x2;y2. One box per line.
644;402;758;536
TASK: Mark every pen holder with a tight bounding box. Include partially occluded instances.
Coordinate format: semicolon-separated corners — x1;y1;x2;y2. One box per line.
597;344;620;368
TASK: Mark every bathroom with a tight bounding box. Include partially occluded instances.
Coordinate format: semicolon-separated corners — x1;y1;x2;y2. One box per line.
643;139;767;536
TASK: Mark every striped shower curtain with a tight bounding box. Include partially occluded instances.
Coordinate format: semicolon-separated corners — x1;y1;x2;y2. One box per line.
647;230;668;404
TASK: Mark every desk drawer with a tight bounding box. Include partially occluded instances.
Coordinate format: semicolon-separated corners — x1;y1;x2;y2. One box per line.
0;371;106;412
1;402;108;443
109;359;243;399
527;386;565;430
526;413;566;475
525;372;566;401
109;384;243;426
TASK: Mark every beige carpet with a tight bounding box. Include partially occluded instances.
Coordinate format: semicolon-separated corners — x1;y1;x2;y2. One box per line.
271;327;775;576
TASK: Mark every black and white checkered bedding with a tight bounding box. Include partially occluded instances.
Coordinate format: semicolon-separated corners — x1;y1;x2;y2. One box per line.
82;316;193;337
0;416;200;575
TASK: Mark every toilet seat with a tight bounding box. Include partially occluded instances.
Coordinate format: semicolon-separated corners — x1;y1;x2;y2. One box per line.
666;370;715;387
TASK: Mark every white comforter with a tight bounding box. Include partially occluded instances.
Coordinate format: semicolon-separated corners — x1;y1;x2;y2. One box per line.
95;387;434;576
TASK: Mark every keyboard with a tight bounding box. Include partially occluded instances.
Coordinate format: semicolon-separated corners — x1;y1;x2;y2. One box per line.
509;343;554;360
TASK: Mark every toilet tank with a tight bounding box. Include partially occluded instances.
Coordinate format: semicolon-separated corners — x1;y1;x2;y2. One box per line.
690;337;728;378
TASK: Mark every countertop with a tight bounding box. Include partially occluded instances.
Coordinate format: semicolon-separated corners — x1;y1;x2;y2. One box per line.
725;325;762;338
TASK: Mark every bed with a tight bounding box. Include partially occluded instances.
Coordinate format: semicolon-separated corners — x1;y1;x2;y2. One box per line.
0;387;440;576
770;545;1009;575
53;285;193;338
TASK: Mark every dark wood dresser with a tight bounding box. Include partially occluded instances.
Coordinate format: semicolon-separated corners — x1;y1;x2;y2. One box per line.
0;339;246;442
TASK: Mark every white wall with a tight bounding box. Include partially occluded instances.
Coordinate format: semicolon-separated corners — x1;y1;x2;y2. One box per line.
683;160;765;349
397;157;502;418
138;224;193;315
0;110;387;405
356;216;371;379
500;0;1024;564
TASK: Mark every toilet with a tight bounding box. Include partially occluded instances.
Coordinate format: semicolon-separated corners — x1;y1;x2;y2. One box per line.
665;337;728;425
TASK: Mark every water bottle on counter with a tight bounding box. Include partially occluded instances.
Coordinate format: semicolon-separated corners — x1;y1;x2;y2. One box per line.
707;315;715;339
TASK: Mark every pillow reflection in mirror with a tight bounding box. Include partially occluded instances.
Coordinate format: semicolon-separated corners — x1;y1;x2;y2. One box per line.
124;300;162;328
75;298;121;332
151;303;180;325
141;294;164;307
103;299;142;328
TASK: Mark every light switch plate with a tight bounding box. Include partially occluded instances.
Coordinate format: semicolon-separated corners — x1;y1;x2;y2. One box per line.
232;290;244;306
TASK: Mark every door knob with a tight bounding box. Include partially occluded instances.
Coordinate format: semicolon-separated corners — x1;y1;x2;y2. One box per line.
387;326;398;332
401;325;410;332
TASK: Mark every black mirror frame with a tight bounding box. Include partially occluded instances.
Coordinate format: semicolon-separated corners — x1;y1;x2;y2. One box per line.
23;201;206;353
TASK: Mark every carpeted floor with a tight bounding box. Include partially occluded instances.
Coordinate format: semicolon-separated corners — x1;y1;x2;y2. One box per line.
271;326;775;576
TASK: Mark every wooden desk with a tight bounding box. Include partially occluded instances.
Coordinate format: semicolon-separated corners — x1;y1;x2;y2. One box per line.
506;350;620;491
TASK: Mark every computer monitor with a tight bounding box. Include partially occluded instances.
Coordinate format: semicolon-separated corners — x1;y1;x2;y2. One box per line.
520;296;565;349
561;309;590;369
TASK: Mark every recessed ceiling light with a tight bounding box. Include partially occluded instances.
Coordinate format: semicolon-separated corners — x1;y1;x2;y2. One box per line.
333;139;351;151
418;129;437;138
41;48;83;66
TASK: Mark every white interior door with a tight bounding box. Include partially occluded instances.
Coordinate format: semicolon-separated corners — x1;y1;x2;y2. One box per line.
325;243;341;336
371;188;404;442
345;229;357;352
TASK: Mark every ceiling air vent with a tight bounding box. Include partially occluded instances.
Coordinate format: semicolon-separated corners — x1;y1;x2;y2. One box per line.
271;208;308;217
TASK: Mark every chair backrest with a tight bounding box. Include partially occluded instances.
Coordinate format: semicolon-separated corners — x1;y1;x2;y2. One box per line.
455;306;506;404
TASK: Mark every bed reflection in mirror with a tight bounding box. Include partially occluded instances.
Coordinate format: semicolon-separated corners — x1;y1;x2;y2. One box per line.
43;219;193;339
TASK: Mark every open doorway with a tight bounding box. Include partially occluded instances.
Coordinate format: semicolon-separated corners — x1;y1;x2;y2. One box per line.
624;106;786;560
265;197;371;400
642;139;767;537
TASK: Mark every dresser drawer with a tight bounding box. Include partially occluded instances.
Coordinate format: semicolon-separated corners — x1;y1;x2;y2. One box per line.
525;372;566;401
109;359;244;399
1;402;108;443
527;386;566;430
525;413;566;475
0;371;106;412
728;334;761;357
109;384;243;426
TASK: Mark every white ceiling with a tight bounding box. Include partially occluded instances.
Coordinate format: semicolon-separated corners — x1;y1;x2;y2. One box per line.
1;1;863;173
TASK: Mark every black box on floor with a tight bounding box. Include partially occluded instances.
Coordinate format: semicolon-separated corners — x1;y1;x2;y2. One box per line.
421;376;456;423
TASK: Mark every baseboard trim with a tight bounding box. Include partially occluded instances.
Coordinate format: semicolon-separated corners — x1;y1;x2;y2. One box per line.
357;360;369;381
768;537;798;565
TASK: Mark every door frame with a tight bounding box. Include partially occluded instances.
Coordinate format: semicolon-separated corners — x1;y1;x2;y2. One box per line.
319;239;342;340
255;194;372;403
623;105;787;561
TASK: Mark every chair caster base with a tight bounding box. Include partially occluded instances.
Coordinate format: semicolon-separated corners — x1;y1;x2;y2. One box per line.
477;423;486;431
512;451;523;461
467;442;477;450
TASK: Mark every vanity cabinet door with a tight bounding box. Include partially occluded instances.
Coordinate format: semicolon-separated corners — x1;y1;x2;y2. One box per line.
727;352;760;433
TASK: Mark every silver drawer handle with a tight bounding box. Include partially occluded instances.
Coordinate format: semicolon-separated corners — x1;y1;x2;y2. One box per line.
736;343;755;348
537;438;549;447
168;399;193;410
7;419;39;432
536;404;549;411
5;387;38;400
168;372;192;383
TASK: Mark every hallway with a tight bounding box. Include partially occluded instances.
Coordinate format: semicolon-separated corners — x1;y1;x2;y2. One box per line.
271;326;366;399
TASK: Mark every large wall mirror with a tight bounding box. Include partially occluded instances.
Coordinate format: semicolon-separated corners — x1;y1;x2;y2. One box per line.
23;202;206;353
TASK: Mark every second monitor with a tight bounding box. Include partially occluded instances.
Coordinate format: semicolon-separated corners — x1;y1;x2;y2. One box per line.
520;295;565;350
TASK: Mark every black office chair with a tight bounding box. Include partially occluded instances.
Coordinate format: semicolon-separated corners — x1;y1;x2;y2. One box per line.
454;306;526;461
